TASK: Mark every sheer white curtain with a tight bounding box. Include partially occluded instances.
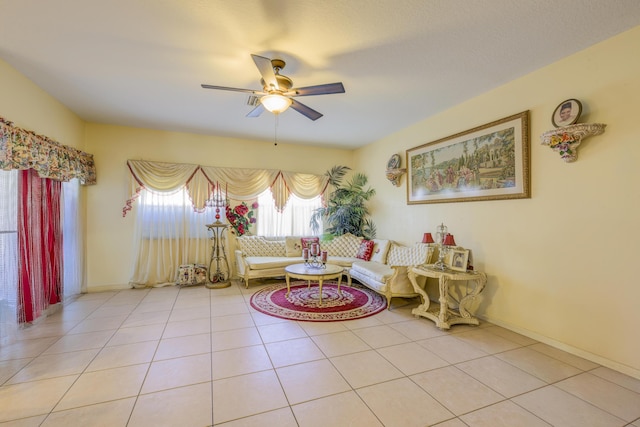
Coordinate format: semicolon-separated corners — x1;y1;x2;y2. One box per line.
61;179;83;298
129;187;215;288
0;170;18;345
257;190;323;237
0;171;84;342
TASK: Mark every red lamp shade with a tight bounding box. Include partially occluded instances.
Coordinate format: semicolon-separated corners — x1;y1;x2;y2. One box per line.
422;233;435;244
443;233;456;246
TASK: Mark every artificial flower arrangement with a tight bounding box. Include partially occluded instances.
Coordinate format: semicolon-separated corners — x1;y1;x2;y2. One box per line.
225;201;258;236
547;132;579;159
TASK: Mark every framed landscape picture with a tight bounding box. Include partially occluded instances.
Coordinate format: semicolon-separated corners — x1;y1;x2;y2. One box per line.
406;111;530;204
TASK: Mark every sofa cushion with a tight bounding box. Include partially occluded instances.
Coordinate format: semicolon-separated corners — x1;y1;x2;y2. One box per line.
300;236;320;251
326;256;359;267
370;239;391;264
387;243;432;266
244;256;301;270
285;236;302;257
237;236;286;257
351;261;394;283
322;233;363;258
356;239;375;261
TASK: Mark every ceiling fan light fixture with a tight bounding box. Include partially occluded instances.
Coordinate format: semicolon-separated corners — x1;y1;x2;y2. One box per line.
260;94;292;114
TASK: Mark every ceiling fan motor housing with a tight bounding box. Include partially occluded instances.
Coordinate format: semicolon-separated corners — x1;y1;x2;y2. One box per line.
261;75;293;92
261;59;293;92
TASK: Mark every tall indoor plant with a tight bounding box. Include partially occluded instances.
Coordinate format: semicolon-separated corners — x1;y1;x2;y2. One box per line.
310;165;377;239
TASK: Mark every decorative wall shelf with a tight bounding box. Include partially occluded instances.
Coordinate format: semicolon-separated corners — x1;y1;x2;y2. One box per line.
540;123;606;163
386;168;406;186
385;153;406;186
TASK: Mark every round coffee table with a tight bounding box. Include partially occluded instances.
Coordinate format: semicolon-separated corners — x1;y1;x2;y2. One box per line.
284;263;344;304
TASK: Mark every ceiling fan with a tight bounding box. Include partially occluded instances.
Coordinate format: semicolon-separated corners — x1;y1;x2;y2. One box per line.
201;54;345;121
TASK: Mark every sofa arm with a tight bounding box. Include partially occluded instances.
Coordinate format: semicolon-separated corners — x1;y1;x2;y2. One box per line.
385;265;415;295
234;249;247;276
349;262;418;309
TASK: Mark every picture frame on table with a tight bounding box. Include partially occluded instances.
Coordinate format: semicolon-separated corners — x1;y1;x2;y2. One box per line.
406;111;530;204
447;248;470;272
552;98;582;128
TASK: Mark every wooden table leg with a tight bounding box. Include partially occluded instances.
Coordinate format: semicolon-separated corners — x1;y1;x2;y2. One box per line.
438;275;451;329
286;273;291;296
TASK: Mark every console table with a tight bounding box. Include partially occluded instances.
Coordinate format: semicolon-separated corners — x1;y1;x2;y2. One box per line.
408;265;487;329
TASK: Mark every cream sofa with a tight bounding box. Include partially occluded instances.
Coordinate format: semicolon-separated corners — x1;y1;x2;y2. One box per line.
234;233;363;288
234;233;434;309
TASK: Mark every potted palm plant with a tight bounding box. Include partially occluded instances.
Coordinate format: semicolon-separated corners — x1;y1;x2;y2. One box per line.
310;165;377;240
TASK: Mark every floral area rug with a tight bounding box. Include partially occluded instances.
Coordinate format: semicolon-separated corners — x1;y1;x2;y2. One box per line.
250;280;387;322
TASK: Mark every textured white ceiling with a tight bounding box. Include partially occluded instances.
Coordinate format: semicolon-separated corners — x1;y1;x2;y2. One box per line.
1;0;639;148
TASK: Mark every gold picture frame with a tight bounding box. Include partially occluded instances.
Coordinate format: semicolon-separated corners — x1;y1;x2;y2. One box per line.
407;111;530;204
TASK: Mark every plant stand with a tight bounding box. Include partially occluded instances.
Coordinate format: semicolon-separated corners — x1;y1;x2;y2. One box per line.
206;222;231;289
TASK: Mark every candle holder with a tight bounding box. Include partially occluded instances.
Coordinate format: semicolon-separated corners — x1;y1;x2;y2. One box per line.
433;223;456;270
304;255;326;269
205;181;228;224
303;247;327;269
206;193;226;224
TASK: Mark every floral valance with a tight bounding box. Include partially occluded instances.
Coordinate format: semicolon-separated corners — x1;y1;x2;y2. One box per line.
0;117;96;185
123;159;329;216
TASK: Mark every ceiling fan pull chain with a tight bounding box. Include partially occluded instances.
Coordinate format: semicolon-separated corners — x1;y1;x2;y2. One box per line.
274;115;279;146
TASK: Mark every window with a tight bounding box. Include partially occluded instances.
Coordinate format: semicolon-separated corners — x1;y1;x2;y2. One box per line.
61;179;83;297
256;190;322;237
138;188;217;238
128;186;322;286
0;170;18;344
129;187;214;286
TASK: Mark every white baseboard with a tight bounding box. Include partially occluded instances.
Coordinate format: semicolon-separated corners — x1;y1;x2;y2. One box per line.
482;315;640;380
85;284;132;293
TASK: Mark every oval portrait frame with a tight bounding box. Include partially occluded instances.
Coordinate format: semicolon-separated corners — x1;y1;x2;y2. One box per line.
552;98;582;128
387;154;401;170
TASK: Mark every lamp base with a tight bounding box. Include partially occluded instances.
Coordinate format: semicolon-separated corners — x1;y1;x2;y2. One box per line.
433;261;448;271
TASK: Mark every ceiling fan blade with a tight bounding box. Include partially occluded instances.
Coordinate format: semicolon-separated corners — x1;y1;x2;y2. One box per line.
251;54;279;90
201;84;264;95
290;99;323;121
288;82;345;97
246;104;265;118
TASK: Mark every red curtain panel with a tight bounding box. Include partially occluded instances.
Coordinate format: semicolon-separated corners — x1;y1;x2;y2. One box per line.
17;169;62;323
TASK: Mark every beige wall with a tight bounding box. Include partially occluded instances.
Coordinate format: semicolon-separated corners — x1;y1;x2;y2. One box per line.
354;26;640;378
83;124;353;290
0;59;85;149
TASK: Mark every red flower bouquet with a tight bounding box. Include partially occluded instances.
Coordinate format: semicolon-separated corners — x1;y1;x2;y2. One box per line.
225;202;258;236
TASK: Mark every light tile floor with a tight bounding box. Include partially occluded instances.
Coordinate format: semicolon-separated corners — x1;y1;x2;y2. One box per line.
1;281;640;426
